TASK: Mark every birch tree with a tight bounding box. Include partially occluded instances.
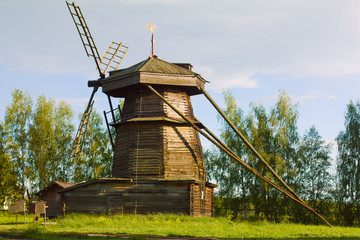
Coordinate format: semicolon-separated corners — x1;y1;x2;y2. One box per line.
4;89;33;198
336;100;360;226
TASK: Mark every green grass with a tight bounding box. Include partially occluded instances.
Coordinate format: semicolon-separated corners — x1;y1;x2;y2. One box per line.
0;212;359;239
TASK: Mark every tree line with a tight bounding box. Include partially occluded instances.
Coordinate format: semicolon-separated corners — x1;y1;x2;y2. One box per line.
0;89;112;206
205;90;360;226
1;88;359;227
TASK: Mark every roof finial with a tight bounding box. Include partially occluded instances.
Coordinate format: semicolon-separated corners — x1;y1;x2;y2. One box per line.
147;24;157;58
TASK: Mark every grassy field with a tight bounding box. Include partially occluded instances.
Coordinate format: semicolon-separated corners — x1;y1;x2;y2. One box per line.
0;212;359;239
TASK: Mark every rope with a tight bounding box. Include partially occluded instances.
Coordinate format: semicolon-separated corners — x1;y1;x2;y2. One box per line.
134;88;143;215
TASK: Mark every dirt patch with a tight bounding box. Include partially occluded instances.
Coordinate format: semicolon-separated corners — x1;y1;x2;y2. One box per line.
0;233;29;240
0;231;218;240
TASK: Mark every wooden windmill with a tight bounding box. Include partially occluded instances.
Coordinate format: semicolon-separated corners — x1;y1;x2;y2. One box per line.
61;2;332;226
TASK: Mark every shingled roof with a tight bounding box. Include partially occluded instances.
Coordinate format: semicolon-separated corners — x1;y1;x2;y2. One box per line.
108;57;198;78
100;56;207;97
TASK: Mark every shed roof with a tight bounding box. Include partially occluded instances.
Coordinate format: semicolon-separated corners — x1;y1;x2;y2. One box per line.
58;178;217;193
54;181;75;188
58;178;133;193
36;181;75;196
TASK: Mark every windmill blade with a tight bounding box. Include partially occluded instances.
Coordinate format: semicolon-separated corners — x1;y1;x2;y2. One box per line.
66;1;103;78
100;42;129;75
69;86;99;161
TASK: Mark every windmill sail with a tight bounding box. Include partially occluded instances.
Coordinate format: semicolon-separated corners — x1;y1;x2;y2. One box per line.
66;1;103;77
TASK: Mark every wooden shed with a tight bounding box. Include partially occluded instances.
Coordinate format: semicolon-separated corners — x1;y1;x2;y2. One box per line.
59;178;216;216
36;181;74;218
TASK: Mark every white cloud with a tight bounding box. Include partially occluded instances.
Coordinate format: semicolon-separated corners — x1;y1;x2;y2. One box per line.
207;73;259;91
295;95;320;103
2;0;359;79
289;90;339;104
326;95;339;100
54;97;90;108
54;97;106;109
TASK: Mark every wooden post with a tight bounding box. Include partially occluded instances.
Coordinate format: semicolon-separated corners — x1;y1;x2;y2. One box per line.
44;210;46;230
24;202;26;228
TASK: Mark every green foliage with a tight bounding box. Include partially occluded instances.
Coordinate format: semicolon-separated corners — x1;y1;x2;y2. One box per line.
28;95;75;193
4;89;33;198
53;101;75;182
336;100;360;226
295;126;333;224
206;90;360;226
206;90;301;222
28;95;57;192
246;90;299;222
1;89;112;198
205;90;252;220
73;110;112;183
0;123;21;208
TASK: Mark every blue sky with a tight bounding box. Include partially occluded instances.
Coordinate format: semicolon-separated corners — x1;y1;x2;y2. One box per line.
0;0;359;154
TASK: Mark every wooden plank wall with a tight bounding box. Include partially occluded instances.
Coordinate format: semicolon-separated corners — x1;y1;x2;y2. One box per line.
163;90;194;120
62;181;191;215
38;186;62;218
114;123;205;182
205;186;214;217
113;122;163;179
113;86;205;183
121;86;164;121
189;183;214;217
163;125;204;182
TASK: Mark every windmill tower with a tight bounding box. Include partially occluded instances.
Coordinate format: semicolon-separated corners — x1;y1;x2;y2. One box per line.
59;2;216;217
93;24;216;215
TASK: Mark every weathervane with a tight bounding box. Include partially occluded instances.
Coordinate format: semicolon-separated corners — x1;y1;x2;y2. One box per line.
147;24;156;57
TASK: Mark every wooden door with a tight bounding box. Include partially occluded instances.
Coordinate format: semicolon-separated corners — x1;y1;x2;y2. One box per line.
107;195;123;215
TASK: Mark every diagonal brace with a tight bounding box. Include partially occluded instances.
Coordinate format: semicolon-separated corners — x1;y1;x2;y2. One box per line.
144;83;332;227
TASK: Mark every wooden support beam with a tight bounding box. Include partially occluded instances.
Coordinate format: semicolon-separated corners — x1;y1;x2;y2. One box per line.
144;83;333;227
200;86;306;203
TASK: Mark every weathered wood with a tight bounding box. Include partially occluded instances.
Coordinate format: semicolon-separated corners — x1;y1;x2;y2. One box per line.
57;58;216;217
112;86;205;184
37;182;74;218
101;57;206;97
61;180;198;215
